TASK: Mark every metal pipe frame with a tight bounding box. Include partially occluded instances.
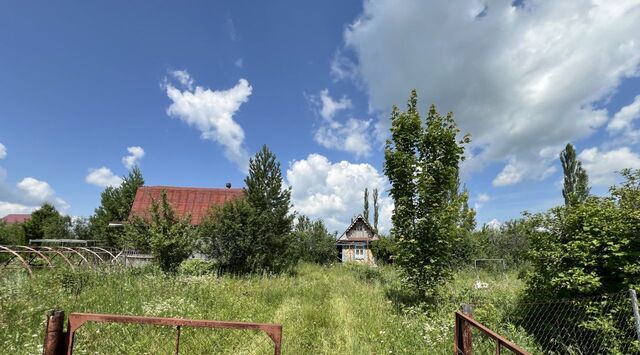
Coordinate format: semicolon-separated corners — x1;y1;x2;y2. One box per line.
11;245;53;268
37;246;76;271
65;312;282;355
0;245;33;276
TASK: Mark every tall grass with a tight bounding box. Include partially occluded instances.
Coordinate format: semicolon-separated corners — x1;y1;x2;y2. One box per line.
0;263;527;354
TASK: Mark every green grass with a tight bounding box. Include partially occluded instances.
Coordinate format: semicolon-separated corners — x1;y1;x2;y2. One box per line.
0;263;528;354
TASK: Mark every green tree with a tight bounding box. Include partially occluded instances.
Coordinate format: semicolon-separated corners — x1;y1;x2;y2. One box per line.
0;221;26;245
70;217;91;240
560;143;590;206
290;215;336;265
146;190;195;272
373;188;379;233
244;145;295;273
384;90;470;295
23;203;71;240
363;188;369;223
89;167;144;247
199;198;258;274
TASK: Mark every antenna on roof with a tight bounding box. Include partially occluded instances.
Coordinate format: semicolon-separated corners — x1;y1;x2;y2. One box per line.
225;183;232;189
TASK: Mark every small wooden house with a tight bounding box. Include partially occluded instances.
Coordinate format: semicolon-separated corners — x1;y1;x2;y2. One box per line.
336;215;378;264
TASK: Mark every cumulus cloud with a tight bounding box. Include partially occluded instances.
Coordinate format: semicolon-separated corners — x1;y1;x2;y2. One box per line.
286;153;393;233
607;95;640;144
309;89;374;157
165;70;252;171
0;201;34;216
340;0;640;184
485;218;502;230
474;193;491;210
579;146;640;186
122;146;145;169
85;167;123;188
170;70;194;90
0;142;6;159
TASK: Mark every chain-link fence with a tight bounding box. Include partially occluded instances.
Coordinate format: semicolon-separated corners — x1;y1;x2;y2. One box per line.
461;290;640;354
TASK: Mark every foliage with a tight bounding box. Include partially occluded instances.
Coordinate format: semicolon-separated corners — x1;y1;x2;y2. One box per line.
23;203;71;240
459;218;532;268
70;217;91;240
243;145;295;273
560;143;590;206
0;221;26;245
145;190;196;273
199;198;259;274
178;259;216;276
201;147;301;273
363;188;369;222
370;235;396;265
520;169;640;353
384;90;471;296
89;167;144;247
290;215;336;265
372;188;379;232
123;216;152;253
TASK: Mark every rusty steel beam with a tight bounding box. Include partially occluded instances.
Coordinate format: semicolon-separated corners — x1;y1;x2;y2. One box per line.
76;247;104;263
43;310;66;355
38;246;76;271
57;247;91;268
0;245;33;276
454;311;529;355
11;245;53;268
65;312;282;355
86;246;117;263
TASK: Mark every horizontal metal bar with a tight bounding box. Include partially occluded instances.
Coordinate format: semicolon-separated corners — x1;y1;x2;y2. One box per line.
455;311;529;355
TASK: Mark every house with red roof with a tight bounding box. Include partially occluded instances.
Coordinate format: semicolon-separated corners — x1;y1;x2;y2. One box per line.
1;214;32;225
128;186;244;225
336;215;378;265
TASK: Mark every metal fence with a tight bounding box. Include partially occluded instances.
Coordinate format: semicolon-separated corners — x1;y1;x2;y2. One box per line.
460;290;640;354
43;310;282;355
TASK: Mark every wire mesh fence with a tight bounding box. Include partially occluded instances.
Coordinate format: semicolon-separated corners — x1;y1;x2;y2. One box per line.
461;290;640;354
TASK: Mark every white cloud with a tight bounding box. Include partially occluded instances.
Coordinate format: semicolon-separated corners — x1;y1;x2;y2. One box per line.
579;146;640;186
0;201;35;216
85;167;123;188
234;58;244;68
0;142;6;159
170;70;194;90
340;0;640;184
15;177;68;211
286;153;393;233
607;95;640;143
485;218;502;230
122;146;145;169
165;71;252;172
0;169;69;215
474;193;490;210
309;89;374;157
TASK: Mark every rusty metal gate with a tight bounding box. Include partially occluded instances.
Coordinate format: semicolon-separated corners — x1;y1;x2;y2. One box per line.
43;310;282;355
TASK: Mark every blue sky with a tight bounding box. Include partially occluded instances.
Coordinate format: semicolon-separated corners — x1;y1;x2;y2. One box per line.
1;1;640;233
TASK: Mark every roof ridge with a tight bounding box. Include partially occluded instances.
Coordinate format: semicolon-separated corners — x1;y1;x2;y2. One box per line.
140;186;244;191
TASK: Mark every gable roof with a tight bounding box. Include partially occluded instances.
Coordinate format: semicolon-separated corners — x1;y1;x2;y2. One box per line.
128;186;244;225
337;214;379;243
1;214;31;224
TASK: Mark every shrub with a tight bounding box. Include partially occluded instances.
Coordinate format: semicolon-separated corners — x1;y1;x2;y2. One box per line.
370;236;396;264
178;259;216;276
290;216;336;265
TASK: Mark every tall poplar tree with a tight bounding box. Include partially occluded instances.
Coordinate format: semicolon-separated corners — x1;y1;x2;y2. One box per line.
560;143;590;206
363;188;370;222
384;90;470;295
373;188;379;233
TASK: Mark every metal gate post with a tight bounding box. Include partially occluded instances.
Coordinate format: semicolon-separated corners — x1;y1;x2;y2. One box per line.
43;310;66;355
630;289;640;341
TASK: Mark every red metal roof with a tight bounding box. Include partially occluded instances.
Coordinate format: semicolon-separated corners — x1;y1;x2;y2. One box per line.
1;214;31;224
128;186;244;225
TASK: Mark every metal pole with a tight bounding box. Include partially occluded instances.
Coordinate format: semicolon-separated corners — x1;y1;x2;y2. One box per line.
630;289;640;341
43;310;65;355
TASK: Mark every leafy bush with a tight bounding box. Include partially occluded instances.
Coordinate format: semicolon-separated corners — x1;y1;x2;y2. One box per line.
370;236;396;264
178;259;216;276
290;216;336;265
